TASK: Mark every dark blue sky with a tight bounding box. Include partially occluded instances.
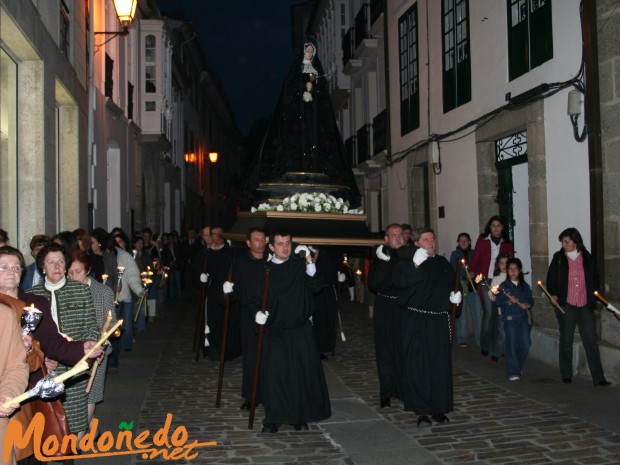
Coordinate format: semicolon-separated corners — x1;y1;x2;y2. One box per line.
156;0;304;135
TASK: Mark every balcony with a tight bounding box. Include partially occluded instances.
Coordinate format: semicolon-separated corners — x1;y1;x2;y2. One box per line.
369;0;383;35
354;4;378;60
356;124;371;165
372;110;387;155
342;27;362;75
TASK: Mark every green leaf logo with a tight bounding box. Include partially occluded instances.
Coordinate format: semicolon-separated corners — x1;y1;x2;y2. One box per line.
118;420;134;431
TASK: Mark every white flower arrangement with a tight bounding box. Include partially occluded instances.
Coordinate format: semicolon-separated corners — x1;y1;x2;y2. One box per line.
251;192;363;214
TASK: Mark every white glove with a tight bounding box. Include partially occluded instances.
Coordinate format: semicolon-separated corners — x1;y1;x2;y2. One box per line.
308;245;317;254
223;281;234;294
255;311;269;325
450;291;462;305
376;245;390;262
337;271;346;283
200;273;209;283
294;244;310;257
413;248;429;267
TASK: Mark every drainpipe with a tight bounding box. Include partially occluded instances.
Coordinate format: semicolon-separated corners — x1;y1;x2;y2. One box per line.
382;0;391;164
582;0;604;284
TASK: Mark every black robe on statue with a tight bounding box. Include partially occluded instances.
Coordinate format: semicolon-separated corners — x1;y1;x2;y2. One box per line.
393;254;455;415
368;246;404;401
261;257;331;427
244;42;360;208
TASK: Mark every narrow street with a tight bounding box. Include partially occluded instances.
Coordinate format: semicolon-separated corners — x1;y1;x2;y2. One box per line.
92;295;620;465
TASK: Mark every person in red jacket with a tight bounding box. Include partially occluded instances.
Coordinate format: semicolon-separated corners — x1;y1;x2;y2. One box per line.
469;216;514;357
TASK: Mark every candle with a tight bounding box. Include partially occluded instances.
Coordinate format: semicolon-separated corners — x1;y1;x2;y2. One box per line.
460;259;477;291
594;291;609;307
2;361;90;409
537;281;566;314
86;311;114;393
78;319;123;365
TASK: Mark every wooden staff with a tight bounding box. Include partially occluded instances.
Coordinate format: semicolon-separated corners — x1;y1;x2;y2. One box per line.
193;253;209;361
215;269;234;408
450;260;462;341
86;311;113;393
248;266;271;430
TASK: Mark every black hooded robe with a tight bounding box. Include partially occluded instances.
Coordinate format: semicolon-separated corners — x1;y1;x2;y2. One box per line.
393;254;454;415
261;257;331;426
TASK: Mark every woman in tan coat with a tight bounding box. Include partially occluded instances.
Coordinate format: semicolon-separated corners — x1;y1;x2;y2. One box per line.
0;303;29;465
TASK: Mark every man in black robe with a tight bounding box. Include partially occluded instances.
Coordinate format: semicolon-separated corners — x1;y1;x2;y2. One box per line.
393;227;461;427
258;229;331;433
223;227;268;410
204;226;241;362
368;224;405;408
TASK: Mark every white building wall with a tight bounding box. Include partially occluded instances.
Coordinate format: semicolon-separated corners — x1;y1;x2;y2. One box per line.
544;90;591;254
387;0;587;243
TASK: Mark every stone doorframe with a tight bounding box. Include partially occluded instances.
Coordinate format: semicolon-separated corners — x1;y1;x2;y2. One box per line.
474;100;556;330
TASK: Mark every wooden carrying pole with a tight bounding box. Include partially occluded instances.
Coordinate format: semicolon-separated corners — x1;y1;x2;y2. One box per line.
248;267;271;430
450;260;462;341
215;269;233;407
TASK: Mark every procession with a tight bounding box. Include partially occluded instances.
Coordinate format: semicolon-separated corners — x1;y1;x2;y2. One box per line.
1;0;620;464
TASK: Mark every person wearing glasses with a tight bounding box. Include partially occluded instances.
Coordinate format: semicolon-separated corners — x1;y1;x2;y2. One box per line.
27;242;100;439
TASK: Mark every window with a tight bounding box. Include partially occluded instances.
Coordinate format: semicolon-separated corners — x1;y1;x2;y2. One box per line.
145;34;156;93
442;0;471;112
507;0;553;80
60;0;70;56
105;53;114;98
398;4;419;135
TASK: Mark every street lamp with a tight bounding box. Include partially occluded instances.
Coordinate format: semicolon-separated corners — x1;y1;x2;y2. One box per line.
95;0;138;35
208;152;219;164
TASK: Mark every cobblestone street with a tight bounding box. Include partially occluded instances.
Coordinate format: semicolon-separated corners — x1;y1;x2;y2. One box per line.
93;296;620;465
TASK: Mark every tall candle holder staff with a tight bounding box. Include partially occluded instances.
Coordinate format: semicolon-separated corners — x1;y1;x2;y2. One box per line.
545;227;610;386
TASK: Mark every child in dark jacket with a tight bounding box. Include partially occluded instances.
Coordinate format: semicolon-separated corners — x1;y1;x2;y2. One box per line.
493;258;534;381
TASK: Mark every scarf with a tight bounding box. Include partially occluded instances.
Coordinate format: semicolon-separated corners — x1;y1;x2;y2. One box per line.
44;276;66;330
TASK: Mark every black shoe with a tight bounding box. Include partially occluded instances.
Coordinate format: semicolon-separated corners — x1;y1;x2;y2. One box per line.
320;353;328;360
431;414;450;424
562;378;572;384
481;349;489;357
417;415;432;428
380;397;391;408
491;355;499;363
293;423;309;431
261;423;278;433
240;400;250;411
597;379;612;387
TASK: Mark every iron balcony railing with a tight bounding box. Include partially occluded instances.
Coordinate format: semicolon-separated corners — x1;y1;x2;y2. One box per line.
370;0;383;26
345;135;356;167
342;27;355;66
372;110;387;154
357;124;371;164
354;4;371;49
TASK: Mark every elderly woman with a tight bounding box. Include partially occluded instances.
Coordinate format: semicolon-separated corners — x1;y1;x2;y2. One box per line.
27;243;101;437
0;303;28;465
68;249;117;427
0;245;101;461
